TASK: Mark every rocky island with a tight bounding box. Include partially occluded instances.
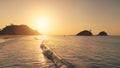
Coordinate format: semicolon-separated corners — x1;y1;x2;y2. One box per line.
0;24;40;35
76;30;108;36
76;30;93;36
98;31;108;36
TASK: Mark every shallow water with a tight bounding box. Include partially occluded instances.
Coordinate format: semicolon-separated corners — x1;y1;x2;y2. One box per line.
0;35;120;68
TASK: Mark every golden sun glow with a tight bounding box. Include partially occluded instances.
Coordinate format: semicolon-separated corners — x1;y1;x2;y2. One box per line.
35;17;50;34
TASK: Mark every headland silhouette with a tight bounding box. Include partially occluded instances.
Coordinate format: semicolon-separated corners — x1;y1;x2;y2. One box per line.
0;24;40;35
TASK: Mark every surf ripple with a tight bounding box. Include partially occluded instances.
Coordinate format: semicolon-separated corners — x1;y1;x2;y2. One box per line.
40;42;74;68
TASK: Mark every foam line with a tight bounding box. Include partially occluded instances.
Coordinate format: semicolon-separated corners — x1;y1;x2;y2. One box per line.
40;43;74;68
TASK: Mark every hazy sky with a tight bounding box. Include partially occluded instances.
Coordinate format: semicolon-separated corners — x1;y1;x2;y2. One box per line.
0;0;120;35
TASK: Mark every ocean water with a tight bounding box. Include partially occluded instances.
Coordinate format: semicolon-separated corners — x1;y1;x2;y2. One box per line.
0;35;120;68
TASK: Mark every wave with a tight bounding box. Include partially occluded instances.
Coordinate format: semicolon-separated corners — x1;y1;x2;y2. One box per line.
40;42;74;68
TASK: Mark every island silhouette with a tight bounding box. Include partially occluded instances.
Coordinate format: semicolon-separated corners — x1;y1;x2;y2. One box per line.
76;30;108;36
0;24;108;36
98;31;108;36
0;24;40;35
76;30;93;36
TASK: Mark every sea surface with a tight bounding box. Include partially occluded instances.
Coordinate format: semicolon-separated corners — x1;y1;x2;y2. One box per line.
0;35;120;68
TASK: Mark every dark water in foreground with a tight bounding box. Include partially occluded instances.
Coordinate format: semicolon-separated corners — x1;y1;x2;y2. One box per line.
0;35;120;68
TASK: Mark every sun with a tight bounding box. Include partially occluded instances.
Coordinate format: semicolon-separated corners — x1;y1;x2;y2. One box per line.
35;17;50;34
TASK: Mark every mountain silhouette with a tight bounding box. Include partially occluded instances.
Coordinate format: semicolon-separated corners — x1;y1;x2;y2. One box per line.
0;24;40;35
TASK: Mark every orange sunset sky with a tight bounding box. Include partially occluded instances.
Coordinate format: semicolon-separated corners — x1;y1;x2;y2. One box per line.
0;0;120;35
